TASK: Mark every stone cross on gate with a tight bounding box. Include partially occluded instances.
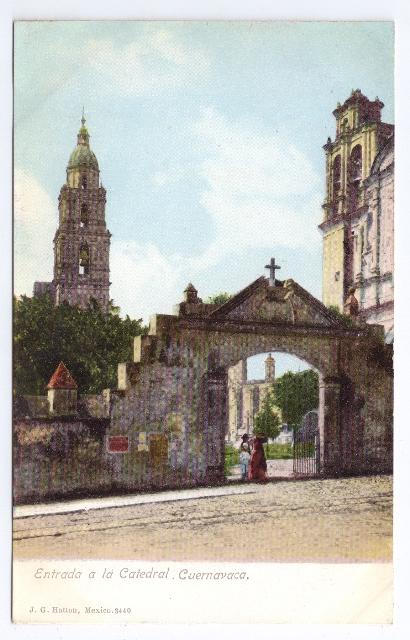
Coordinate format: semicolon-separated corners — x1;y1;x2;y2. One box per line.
265;258;281;287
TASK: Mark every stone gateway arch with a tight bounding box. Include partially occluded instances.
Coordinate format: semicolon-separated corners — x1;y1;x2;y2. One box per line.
112;273;393;486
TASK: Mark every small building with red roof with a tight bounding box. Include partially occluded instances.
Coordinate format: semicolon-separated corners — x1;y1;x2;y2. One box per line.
47;362;78;415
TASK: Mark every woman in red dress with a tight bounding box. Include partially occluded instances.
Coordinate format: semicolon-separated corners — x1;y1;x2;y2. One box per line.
248;436;267;481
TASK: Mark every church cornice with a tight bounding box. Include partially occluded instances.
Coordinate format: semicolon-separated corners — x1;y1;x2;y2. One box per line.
318;215;345;232
359;300;394;318
324;120;382;150
355;272;393;287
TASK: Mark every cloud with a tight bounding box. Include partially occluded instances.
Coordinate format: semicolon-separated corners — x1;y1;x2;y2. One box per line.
14;25;212;132
190;107;322;268
110;241;183;321
14;169;57;295
151;164;196;187
84;29;210;95
194;107;319;199
147;107;323;274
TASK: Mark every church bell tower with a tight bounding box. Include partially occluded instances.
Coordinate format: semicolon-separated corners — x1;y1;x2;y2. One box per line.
319;90;393;310
264;354;275;383
53;114;111;312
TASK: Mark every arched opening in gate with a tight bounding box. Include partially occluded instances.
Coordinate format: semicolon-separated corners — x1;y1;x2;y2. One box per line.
224;350;322;481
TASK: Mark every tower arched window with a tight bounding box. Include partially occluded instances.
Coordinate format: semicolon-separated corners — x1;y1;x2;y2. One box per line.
81;175;87;190
348;145;362;210
349;145;362;183
332;155;341;198
80;203;88;227
79;243;90;275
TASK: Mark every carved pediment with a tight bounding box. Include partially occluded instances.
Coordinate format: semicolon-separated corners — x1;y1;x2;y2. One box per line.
209;277;343;328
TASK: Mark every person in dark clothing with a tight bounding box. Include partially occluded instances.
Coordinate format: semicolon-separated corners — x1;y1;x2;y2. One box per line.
249;436;267;481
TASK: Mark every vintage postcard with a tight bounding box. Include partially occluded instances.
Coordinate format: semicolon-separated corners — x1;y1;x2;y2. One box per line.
12;20;394;625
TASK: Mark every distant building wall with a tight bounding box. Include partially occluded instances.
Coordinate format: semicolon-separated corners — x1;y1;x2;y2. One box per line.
227;355;280;443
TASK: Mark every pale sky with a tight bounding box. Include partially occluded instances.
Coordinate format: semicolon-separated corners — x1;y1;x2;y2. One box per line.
13;21;394;377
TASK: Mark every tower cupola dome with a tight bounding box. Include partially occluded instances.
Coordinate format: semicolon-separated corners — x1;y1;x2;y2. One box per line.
67;113;99;171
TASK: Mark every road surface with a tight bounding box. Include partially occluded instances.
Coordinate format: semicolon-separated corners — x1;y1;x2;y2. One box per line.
13;474;392;563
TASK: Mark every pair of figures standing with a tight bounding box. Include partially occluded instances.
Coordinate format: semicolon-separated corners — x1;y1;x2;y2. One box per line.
239;434;267;481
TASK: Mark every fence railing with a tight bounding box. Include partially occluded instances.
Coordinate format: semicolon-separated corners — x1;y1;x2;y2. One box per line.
293;432;320;476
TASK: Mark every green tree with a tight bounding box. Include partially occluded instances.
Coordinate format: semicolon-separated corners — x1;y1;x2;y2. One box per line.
205;292;232;305
13;294;146;395
253;392;281;440
273;369;319;429
327;304;355;327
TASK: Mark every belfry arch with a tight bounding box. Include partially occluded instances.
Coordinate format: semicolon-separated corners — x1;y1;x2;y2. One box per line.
113;271;393;485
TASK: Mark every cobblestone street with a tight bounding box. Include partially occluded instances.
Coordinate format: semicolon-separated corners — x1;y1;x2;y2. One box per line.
13;475;392;563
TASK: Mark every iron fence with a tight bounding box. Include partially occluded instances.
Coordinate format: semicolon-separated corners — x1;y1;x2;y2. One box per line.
293;431;320;476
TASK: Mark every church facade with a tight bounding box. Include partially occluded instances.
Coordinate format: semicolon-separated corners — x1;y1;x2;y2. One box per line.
33;116;111;312
319;90;394;340
227;353;278;443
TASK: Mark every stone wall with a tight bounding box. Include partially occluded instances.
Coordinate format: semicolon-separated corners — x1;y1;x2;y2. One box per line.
337;335;393;474
108;362;213;488
14;419;110;504
14;379;215;504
